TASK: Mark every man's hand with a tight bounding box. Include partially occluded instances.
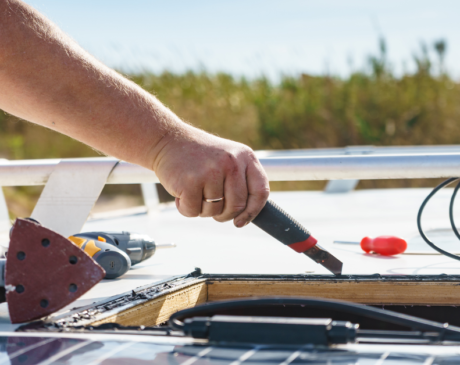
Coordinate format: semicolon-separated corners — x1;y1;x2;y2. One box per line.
152;124;270;227
0;0;270;225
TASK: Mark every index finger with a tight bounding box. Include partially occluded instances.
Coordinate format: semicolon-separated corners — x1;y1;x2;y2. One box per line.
233;159;270;228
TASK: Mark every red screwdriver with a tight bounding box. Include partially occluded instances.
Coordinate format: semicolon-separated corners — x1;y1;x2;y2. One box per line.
333;236;407;256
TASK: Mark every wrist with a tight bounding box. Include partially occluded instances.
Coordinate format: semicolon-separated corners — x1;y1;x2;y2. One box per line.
144;116;191;172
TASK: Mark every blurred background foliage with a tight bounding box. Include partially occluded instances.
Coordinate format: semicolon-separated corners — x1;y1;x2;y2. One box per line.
1;39;459;216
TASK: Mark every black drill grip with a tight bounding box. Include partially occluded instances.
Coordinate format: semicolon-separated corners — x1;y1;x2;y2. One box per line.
251;199;312;247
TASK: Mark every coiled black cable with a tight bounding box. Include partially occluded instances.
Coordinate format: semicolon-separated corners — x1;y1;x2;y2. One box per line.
417;177;460;261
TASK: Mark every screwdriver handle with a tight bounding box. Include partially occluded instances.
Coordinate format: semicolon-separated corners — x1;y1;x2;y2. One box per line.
252;199;317;253
360;236;407;256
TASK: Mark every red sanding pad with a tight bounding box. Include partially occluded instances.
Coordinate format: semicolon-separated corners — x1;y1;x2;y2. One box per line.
6;219;105;323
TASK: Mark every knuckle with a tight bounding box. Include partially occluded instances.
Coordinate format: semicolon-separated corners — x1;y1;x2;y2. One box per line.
220;151;239;166
225;150;238;161
243;147;257;160
244;146;256;156
257;187;270;199
225;157;239;171
183;172;198;185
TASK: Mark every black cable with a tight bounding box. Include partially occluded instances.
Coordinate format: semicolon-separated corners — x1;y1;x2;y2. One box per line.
449;179;460;241
417;177;460;261
168;296;460;341
356;329;442;343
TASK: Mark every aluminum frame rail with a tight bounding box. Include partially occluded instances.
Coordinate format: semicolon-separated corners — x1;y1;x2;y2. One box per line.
1;153;460;186
255;145;460;158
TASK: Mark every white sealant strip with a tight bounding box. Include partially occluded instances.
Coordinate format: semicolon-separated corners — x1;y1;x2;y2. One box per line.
31;158;119;237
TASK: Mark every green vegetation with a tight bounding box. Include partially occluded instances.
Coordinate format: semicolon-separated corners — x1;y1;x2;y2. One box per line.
1;39;459;215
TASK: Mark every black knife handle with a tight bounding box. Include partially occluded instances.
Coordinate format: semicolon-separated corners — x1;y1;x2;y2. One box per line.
251;199;317;252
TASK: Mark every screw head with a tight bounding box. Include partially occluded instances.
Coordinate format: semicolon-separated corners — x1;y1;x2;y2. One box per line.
68;283;78;293
15;285;24;294
41;238;50;248
40;299;49;308
16;252;26;260
69;256;78;265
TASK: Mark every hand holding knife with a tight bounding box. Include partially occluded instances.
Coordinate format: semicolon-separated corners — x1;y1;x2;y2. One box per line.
252;199;343;275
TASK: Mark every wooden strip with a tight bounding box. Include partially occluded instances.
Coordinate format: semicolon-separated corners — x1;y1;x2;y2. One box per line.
90;282;208;327
207;280;460;305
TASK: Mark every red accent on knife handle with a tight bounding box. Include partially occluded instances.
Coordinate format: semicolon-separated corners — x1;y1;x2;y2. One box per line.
288;235;318;253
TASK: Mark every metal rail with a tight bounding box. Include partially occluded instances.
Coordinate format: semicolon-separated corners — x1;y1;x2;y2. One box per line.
255;145;460;193
262;153;460;181
1;153;460;186
255;145;460;158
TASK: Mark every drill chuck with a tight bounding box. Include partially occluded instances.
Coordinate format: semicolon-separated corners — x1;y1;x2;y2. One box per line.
124;233;156;265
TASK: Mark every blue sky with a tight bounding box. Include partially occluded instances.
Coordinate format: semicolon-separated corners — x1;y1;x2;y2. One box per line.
25;0;460;79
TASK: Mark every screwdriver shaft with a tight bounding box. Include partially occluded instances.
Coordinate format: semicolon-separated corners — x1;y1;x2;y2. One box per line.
156;242;176;249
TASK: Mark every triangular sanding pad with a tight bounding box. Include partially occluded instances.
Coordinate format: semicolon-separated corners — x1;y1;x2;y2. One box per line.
6;219;105;323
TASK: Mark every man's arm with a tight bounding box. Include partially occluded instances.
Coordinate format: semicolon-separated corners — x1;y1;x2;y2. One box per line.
0;0;269;226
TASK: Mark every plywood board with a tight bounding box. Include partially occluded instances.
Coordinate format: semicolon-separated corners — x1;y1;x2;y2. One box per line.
207;280;460;305
90;282;208;327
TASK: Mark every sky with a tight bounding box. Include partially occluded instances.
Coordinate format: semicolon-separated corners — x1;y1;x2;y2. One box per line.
25;0;460;79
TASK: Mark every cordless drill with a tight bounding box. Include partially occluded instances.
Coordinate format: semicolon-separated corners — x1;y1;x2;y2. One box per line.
69;232;175;279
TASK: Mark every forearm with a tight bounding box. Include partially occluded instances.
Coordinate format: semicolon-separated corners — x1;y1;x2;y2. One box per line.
0;0;180;168
0;0;270;226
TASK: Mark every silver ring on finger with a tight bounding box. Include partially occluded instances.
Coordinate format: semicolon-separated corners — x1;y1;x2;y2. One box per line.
204;197;224;203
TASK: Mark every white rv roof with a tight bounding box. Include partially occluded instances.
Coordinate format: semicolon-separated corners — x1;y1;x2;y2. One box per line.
1;187;459;330
82;188;460;296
